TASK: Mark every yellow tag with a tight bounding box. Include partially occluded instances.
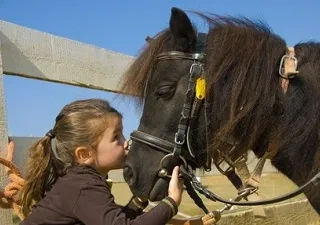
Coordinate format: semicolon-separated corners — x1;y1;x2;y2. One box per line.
196;78;206;99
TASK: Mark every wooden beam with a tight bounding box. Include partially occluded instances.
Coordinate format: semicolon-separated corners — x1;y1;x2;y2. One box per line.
0;40;13;225
217;199;319;225
167;200;319;225
0;20;134;94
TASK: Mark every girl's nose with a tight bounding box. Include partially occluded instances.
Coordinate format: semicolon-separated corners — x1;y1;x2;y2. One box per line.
124;140;129;150
124;140;129;156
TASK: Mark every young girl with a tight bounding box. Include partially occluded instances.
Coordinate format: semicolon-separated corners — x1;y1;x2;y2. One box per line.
19;98;183;225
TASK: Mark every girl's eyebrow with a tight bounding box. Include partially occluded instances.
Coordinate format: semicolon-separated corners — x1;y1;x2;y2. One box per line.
112;126;123;134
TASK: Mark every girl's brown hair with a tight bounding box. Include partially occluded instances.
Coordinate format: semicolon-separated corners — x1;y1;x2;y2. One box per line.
19;98;122;217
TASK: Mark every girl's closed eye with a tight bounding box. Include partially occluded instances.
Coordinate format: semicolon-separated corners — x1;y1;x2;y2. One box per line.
113;133;123;142
113;135;119;141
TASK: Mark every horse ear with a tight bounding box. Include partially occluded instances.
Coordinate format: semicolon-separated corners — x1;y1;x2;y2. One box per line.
169;7;196;52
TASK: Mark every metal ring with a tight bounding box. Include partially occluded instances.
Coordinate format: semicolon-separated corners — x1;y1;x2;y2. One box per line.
278;55;298;79
158;153;188;178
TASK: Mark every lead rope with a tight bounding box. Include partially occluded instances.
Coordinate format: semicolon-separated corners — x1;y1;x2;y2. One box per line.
184;165;209;214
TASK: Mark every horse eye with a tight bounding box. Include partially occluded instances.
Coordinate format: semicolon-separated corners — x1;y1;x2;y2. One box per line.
155;85;175;99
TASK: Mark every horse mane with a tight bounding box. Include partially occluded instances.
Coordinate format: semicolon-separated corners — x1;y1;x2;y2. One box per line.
119;11;320;179
274;42;320;182
198;14;320;181
196;14;287;155
119;28;171;105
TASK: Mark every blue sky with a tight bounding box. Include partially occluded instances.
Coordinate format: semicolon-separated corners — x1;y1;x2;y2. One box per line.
0;0;319;138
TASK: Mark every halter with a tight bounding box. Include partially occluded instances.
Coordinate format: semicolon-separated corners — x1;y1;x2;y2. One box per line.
130;50;209;175
130;49;214;213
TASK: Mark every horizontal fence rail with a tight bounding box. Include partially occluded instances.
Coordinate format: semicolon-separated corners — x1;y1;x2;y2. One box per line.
0;20;134;93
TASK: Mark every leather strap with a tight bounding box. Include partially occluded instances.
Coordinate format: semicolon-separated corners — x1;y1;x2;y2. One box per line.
234;156;267;218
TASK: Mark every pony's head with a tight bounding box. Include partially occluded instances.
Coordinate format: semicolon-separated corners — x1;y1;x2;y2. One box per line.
121;8;206;201
120;7;320;203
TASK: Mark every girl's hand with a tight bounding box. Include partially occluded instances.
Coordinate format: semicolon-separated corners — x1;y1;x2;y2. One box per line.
168;166;183;206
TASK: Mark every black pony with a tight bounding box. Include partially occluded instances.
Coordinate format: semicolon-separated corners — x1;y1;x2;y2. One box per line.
120;7;320;214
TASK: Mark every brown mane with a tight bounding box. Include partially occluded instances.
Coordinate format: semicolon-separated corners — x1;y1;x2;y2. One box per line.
119;28;171;104
200;15;288;158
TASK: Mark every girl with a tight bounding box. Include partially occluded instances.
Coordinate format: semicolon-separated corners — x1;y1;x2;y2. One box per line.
19;98;183;225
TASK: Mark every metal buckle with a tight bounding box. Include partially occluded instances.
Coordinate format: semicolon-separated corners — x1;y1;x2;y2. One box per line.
192;53;205;61
174;132;185;145
215;152;247;176
189;62;203;75
279;55;298;79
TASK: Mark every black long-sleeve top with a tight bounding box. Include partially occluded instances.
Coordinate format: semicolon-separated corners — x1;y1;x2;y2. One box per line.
20;165;177;225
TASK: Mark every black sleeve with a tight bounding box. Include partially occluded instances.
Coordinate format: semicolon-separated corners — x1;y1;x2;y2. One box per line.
72;179;178;225
119;196;148;220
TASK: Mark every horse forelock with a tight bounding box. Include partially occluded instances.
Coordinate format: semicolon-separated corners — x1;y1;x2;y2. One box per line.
119;29;172;106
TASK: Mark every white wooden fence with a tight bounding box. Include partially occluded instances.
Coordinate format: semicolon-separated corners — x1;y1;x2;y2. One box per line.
0;20;319;224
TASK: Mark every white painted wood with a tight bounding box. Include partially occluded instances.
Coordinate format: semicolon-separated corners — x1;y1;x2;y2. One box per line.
0;20;134;93
0;40;13;225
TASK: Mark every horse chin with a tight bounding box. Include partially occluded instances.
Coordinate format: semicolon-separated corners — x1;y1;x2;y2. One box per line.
149;178;169;201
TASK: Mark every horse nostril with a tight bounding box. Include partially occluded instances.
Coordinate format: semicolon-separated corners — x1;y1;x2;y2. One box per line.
123;166;134;186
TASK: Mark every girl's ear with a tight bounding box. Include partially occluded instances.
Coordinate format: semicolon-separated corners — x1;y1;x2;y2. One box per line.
75;147;94;165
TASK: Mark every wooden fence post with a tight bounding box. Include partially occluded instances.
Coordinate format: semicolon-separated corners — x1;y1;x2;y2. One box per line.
0;40;13;224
